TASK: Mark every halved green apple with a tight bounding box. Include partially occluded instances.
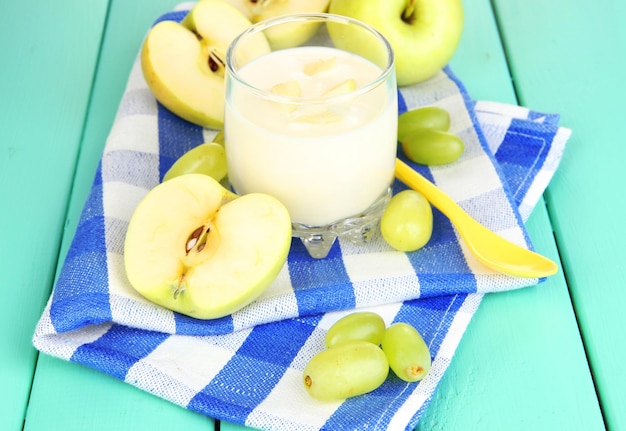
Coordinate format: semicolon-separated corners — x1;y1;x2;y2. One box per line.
222;0;331;49
141;0;270;129
124;174;292;320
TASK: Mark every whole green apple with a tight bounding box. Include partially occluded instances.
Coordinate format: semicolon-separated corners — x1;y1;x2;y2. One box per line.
328;0;464;86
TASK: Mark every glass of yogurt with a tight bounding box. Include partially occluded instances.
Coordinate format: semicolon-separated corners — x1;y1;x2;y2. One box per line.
225;13;397;259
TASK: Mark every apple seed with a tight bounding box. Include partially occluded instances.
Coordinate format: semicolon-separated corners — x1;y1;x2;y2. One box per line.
186;225;204;253
208;48;226;76
185;223;215;257
195;229;209;252
188;29;226;76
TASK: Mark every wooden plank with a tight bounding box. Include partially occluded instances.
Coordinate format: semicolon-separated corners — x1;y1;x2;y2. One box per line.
25;0;216;430
493;0;626;428
416;208;602;430
27;355;215;430
0;1;109;430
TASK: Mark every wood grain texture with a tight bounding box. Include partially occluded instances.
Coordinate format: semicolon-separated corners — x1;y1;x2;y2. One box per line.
27;355;215;430
0;1;108;430
413;0;603;428
493;0;626;429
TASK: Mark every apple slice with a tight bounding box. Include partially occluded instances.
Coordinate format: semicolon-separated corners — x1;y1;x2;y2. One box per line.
270;79;302;97
270;79;302;112
124;174;292;320
303;57;337;75
290;79;356;123
222;0;331;49
292;110;343;124
324;78;357;96
141;0;270;129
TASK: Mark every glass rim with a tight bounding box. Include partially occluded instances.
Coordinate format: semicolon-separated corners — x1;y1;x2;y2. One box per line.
225;12;396;104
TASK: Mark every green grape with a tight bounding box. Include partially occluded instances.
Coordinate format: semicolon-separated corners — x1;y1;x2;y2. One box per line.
303;341;389;401
325;311;386;348
163;142;228;182
212;129;225;147
401;128;464;166
398;106;451;141
380;190;433;252
382;323;431;382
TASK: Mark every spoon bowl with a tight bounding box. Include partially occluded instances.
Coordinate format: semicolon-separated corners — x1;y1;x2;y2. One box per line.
395;159;558;278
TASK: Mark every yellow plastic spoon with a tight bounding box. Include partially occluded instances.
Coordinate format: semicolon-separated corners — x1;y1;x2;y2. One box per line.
394;158;558;278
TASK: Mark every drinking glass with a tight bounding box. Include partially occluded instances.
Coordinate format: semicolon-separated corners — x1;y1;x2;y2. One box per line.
225;13;397;258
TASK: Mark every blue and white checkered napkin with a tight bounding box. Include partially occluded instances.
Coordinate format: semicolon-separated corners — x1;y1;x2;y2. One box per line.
33;8;570;431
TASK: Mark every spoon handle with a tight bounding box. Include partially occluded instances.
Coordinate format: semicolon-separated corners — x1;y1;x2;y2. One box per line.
394;159;468;222
394;158;558;278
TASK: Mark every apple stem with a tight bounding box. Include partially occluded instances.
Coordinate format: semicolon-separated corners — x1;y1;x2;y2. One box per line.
402;0;416;23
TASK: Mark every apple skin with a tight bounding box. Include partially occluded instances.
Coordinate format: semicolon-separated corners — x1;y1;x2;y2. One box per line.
328;0;464;86
222;0;330;49
141;0;270;129
124;174;292;320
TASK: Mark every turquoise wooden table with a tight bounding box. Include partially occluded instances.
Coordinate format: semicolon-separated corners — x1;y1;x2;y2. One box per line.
2;0;624;429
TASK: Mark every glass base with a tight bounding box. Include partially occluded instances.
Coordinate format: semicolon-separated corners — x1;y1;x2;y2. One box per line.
291;187;392;259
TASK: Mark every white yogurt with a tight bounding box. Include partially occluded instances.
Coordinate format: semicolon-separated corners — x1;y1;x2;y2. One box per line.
225;46;397;226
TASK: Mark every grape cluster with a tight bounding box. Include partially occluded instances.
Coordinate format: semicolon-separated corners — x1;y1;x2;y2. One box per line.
381;107;465;252
303;312;431;401
398;106;464;166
